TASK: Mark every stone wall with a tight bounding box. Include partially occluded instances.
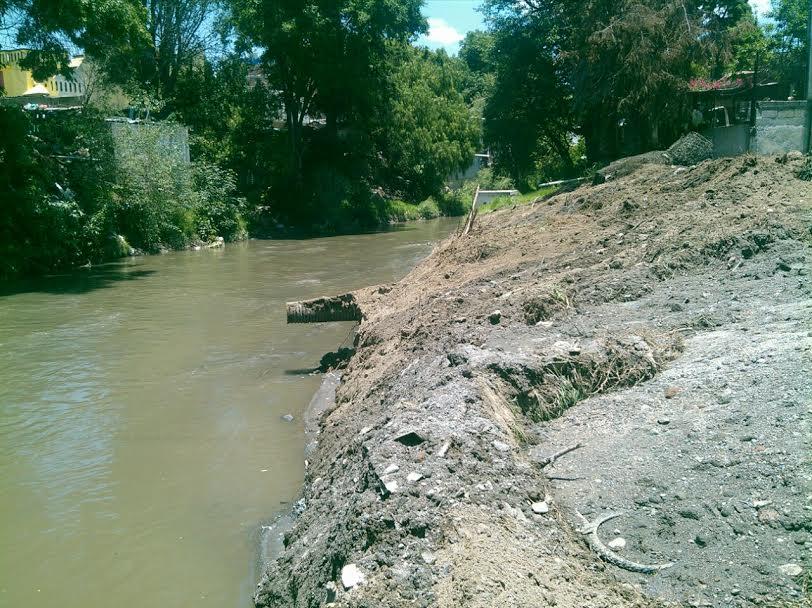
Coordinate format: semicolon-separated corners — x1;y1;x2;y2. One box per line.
751;101;809;155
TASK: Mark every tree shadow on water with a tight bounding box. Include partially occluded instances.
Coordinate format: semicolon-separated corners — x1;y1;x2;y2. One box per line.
0;262;157;298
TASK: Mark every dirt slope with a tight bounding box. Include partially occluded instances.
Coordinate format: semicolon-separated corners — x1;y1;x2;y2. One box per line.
255;154;812;608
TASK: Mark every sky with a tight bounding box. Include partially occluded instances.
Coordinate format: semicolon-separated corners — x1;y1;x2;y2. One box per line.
417;0;776;55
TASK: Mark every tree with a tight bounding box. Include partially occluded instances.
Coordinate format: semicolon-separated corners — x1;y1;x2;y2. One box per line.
375;46;480;201
481;0;755;164
769;0;810;97
230;0;426;181
1;0;148;82
477;15;573;185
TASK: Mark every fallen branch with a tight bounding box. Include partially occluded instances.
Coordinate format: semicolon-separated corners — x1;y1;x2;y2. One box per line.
575;510;674;574
537;442;582;467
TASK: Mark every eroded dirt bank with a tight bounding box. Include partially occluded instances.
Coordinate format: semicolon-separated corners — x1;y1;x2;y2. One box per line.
256;155;811;608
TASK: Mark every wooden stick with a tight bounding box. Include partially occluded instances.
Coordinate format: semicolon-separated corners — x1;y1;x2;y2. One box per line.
537;442;582;467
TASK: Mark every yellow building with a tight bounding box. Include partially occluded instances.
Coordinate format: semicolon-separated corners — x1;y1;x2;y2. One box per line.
0;49;89;106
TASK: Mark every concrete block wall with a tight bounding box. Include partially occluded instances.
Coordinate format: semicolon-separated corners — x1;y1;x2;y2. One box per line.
751;101;809;155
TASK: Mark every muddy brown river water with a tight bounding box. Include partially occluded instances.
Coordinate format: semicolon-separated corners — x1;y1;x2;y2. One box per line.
0;219;458;608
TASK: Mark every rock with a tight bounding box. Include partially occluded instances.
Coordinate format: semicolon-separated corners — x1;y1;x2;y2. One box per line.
608;537;626;550
664;386;681;399
384;480;398;494
421;551;436;565
717;389;733;404
280;414;295;423
778;563;802;577
324;581;337;603
492;440;512;452
669;303;683;312
206;236;225;249
695;534;709;547
679;508;702;520
407;472;423;483
531;501;549;514
341;564;366;590
757;508;780;524
657;417;671;425
394;430;425;446
488;310;502;324
384;464;400;475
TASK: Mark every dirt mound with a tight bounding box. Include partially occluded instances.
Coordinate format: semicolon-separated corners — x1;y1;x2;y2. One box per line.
255;155;811;608
667;132;713;165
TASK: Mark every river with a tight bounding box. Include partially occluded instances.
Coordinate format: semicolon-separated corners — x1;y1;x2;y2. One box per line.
0;218;458;608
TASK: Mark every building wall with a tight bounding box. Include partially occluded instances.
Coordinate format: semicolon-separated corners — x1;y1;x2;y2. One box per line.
751;101;809;155
703;124;751;157
0;49;88;105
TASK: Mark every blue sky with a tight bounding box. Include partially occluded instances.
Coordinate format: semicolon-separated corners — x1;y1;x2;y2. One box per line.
417;0;775;55
416;0;486;54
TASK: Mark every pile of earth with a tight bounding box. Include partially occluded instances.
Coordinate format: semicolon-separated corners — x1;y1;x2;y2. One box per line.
255;152;811;608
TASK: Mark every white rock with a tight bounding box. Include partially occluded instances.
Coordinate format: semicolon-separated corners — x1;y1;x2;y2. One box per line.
384;480;398;493
421;551;436;565
778;563;802;577
608;537;626;550
531;501;549;514
383;464;399;475
492;440;511;452
407;472;423;483
359;426;372;435
341;564;366;590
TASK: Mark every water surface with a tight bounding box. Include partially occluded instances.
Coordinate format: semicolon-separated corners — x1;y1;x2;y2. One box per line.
0;219;458;608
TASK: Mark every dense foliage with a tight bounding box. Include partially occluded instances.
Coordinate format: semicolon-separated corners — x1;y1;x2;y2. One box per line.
0;0;808;277
470;0;809;181
0;108;245;279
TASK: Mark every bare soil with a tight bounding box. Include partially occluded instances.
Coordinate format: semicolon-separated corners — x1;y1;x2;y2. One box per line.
255;154;812;608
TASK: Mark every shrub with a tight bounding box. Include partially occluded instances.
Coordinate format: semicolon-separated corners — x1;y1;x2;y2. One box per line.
417;198;441;219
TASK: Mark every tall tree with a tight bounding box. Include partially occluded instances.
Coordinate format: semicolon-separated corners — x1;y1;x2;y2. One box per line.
481;19;574;185
230;0;426;181
375;46;480;201
769;0;810;97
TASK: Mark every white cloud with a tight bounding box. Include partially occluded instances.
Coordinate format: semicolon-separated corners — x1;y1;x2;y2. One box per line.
749;0;771;18
426;17;465;46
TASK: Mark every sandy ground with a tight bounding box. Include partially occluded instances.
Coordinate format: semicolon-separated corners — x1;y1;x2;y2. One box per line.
255;154;811;608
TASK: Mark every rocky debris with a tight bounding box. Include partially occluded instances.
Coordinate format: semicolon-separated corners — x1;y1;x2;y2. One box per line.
488;309;502;324
608;537;626;550
280;414;295;423
667;132;713;166
340;564;365;590
319;347;356;372
778;564;803;577
531;501;549;514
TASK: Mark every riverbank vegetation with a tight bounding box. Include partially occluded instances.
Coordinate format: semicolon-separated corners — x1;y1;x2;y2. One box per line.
0;0;808;277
